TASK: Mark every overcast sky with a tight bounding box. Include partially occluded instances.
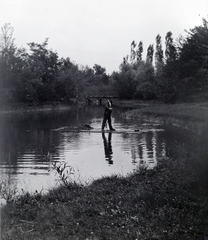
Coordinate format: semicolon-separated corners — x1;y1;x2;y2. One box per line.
1;0;207;73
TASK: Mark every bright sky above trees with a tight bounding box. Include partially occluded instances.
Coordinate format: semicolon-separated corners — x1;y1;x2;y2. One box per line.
1;0;207;73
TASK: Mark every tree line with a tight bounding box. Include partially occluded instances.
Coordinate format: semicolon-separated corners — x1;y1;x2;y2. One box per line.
0;18;208;106
0;24;110;106
112;17;208;102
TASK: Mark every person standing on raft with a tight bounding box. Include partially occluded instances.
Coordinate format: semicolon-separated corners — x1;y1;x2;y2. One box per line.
101;99;115;131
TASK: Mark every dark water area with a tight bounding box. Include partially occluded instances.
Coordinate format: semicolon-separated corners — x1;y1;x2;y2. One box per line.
0;105;207;195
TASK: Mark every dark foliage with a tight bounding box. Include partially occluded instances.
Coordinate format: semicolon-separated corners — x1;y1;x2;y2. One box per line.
0;24;113;107
113;18;208;103
0;18;208;106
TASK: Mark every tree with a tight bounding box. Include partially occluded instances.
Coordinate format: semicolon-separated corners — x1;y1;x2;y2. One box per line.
165;31;177;63
162;32;178;85
0;23;19;104
134;61;155;99
130;40;137;63
54;63;78;102
176;17;208;90
0;23;17;88
81;65;95;87
155;34;164;75
155;32;178;103
25;39;59;102
92;64;109;86
93;64;106;75
0;23;15;62
27;39;59;82
136;41;143;63
146;44;154;64
59;57;73;71
112;63;138;99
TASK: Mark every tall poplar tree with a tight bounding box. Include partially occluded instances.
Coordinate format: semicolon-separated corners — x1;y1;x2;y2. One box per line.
165;31;177;62
146;44;154;64
136;41;143;63
130;40;137;63
0;23;16;88
155;34;164;68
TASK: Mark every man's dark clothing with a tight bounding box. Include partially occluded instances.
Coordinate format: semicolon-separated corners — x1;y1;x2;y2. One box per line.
101;99;115;130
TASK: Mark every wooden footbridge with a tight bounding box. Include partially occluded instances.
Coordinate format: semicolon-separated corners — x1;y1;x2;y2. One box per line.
85;92;119;105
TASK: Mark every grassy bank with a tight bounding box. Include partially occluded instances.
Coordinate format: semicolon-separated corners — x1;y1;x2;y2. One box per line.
1;101;208;239
1;155;208;240
115;100;208;121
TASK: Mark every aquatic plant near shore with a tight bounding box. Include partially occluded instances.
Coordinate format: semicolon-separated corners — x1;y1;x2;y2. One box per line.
50;161;90;187
0;180;17;203
50;161;76;186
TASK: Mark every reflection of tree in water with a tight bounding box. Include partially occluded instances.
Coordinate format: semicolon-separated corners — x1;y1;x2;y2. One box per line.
101;131;165;168
0;107;105;184
121;131;167;169
102;132;113;165
131;147;137;164
0;128;62;164
0;111;76;180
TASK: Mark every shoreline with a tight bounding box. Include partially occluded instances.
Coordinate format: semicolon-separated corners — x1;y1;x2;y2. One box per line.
0;102;73;114
114;100;208;121
1;100;208;239
1;100;208;121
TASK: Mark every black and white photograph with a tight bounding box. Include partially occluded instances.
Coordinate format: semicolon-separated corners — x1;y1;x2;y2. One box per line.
0;0;208;239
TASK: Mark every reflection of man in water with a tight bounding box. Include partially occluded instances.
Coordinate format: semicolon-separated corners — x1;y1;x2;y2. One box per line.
102;132;113;164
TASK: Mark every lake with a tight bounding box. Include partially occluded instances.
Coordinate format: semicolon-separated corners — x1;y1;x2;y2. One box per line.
0;104;205;195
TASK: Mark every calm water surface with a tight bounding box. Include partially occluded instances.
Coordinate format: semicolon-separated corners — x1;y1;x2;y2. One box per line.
0;105;201;194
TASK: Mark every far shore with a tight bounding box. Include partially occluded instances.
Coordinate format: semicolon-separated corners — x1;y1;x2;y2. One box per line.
1;100;208;122
0;102;73;114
